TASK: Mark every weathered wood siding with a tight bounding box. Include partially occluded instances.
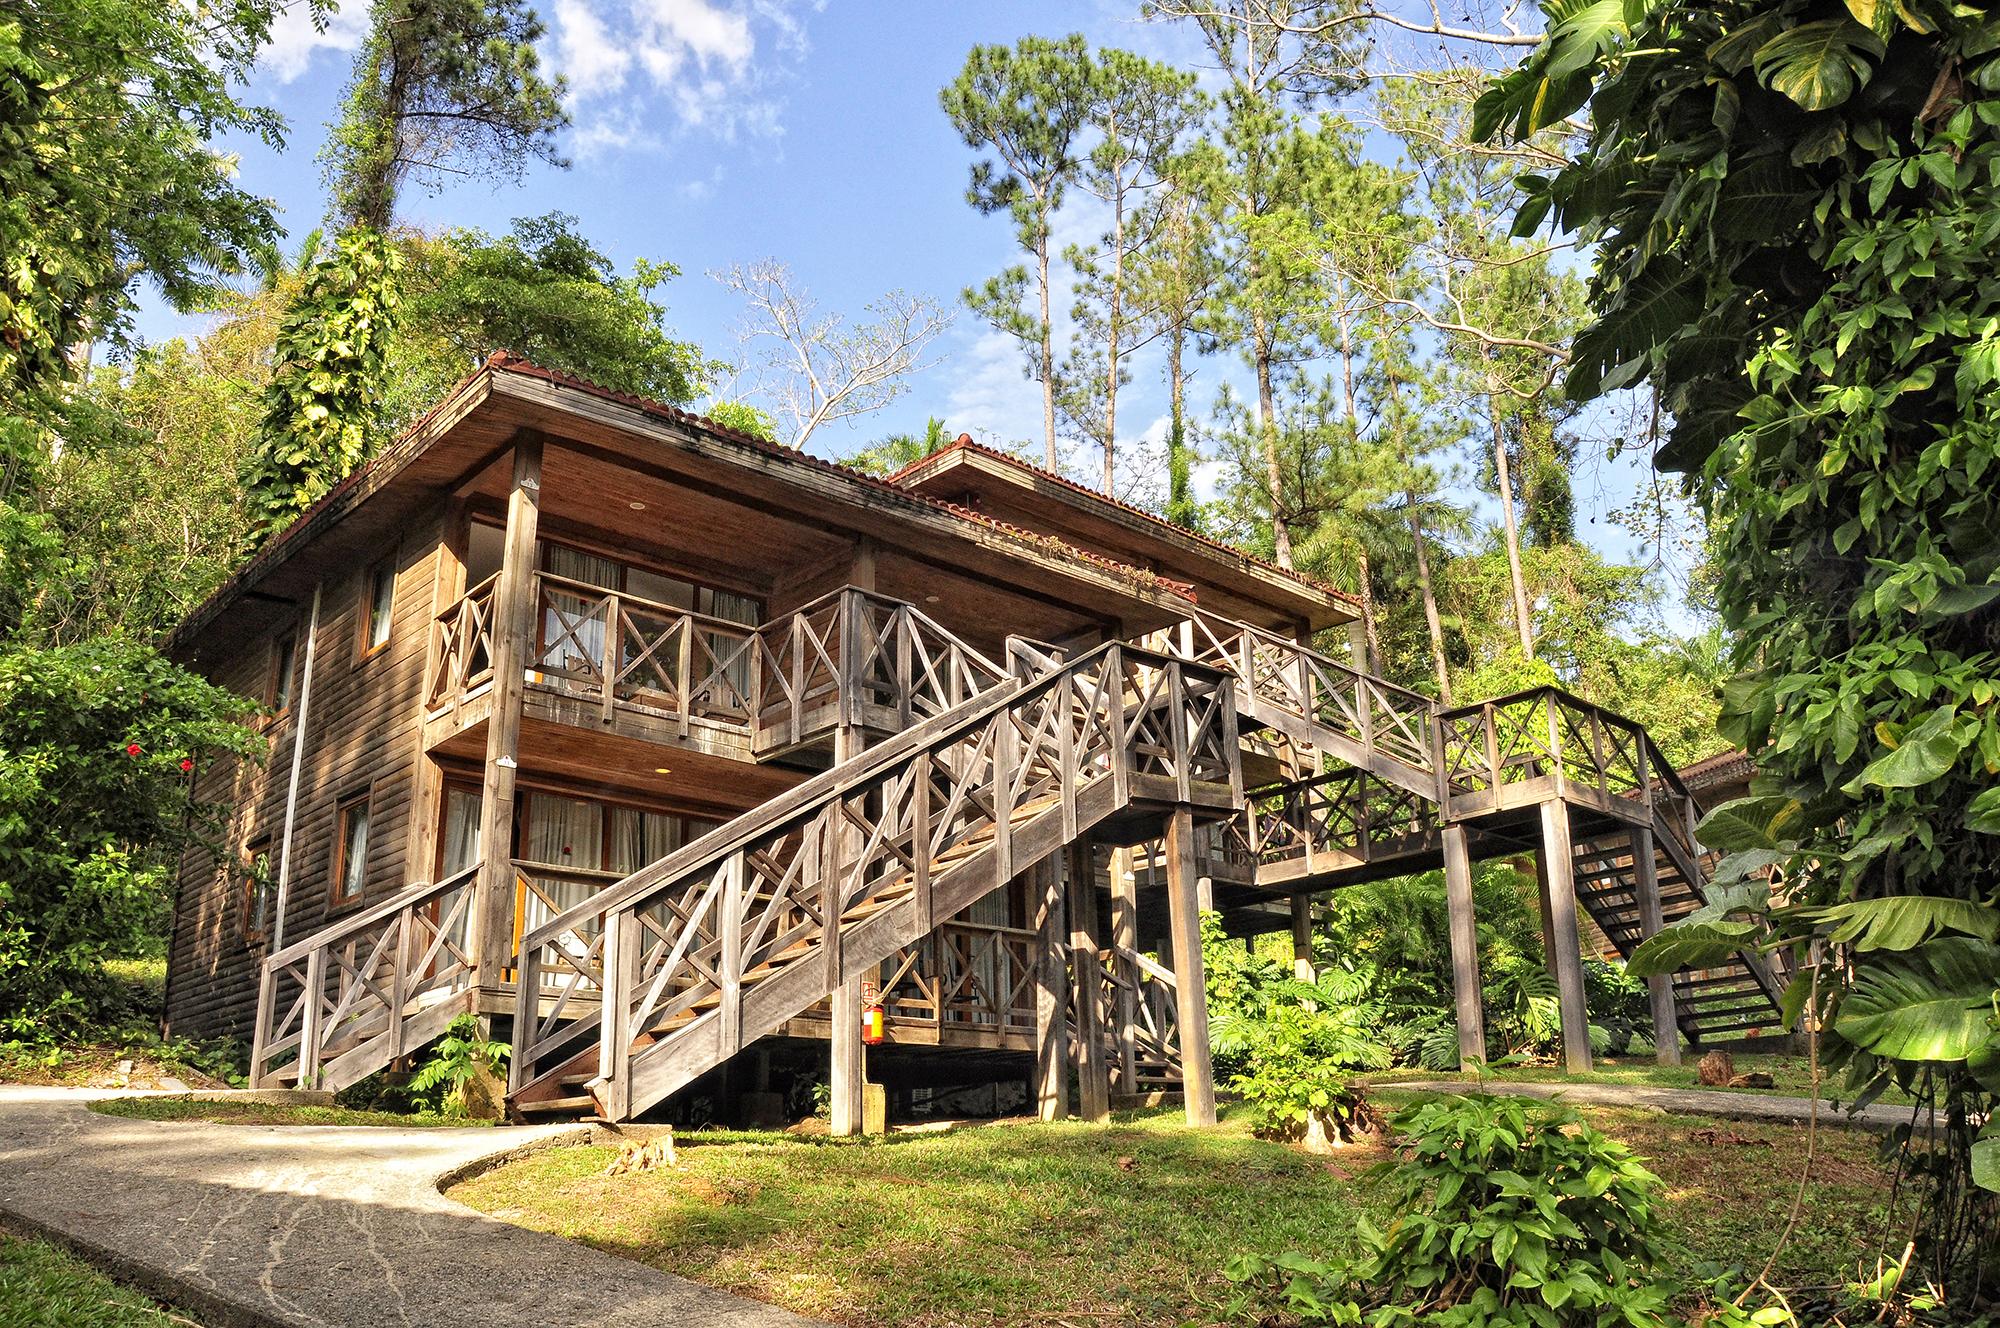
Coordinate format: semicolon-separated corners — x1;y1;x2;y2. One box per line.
166;513;446;1043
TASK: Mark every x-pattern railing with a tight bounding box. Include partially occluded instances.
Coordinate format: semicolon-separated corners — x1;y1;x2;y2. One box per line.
1099;944;1182;1087
509;641;1237;1119
425;573;498;710
249;865;479;1091
1221;768;1437;874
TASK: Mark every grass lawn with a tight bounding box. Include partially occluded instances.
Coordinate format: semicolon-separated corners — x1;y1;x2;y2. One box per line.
88;1097;490;1128
0;1235;203;1328
1369;1052;1916;1108
450;1102;1907;1327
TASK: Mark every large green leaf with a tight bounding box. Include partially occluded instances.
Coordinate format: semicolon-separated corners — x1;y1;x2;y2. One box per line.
1834;938;2000;1062
1859;708;1969;789
1712;157;1819;240
1696;794;1803;852
1794;896;2000;952
1565;262;1703;398
1752;18;1886;111
1967;787;2000;834
1971;1136;2000;1193
1627;920;1757;977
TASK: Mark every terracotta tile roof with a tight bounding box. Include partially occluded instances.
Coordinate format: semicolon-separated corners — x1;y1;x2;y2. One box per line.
170;354;1199;653
1678;748;1754;791
889;435;1362;609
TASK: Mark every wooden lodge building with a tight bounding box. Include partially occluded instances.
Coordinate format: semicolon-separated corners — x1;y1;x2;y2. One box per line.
161;353;1780;1130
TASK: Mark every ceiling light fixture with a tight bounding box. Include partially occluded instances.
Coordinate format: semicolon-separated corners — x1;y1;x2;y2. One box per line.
629;501;647;511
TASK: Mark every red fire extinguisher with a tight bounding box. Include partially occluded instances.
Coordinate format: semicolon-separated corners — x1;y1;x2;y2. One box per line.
861;979;885;1046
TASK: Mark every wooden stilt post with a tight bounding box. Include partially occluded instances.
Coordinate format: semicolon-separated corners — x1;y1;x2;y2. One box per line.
1110;846;1139;1093
1032;858;1070;1121
475;435;542;1001
1442;824;1485;1066
1068;841;1111;1123
1630;825;1681;1066
1290;895;1315;983
828;692;868;1136
1537;799;1593;1074
1164;807;1216;1126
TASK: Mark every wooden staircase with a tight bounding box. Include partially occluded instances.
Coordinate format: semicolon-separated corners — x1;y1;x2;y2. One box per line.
1571;831;1785;1044
507;640;1241;1122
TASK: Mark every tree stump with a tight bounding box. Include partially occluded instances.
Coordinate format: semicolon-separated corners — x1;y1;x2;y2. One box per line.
1697;1049;1735;1086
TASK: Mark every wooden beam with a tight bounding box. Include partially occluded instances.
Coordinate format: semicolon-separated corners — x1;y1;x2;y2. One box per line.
1442;824;1485;1066
474;435;542;995
1109;847;1139;1092
1289;894;1315;983
1032;859;1070;1121
1068;841;1111;1123
1630;825;1681;1066
827;671;869;1138
1164;807;1216;1126
1537;799;1593;1074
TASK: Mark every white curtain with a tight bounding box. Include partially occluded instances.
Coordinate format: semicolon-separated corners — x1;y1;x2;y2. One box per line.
699;588;760;710
441;788;481;876
609;807;683;875
539;544;621;675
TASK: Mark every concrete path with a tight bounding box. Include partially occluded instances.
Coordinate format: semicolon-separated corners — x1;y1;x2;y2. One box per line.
1384;1077;1914;1133
0;1085;819;1328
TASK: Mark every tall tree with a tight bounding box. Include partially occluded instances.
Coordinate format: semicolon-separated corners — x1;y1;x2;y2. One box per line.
325;0;567;233
245;0;567;533
1128;148;1224;530
1486;2;2000;1293
713;259;953;450
941;34;1095;471
1061;49;1204;495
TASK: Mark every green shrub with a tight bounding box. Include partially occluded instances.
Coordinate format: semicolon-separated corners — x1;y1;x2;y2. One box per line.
1212;960;1390;1146
408;1014;510;1117
1228;1093;1672;1326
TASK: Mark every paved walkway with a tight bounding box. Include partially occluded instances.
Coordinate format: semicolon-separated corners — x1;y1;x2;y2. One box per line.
1385;1078;1913;1133
0;1085;819;1328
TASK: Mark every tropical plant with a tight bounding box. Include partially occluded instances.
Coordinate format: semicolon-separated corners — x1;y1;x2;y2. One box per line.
0;639;261;1037
1212;965;1390;1144
1480;0;2000;1294
407;1013;511;1117
1226;1093;1674;1327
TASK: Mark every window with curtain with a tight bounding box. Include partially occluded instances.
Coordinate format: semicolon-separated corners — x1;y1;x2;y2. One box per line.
441;787;481;876
538;544;622;676
699;587;761;710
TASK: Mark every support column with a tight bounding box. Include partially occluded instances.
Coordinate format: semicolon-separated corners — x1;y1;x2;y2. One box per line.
1441;824;1485;1066
1537;799;1593;1074
1110;847;1139;1093
475;435;542;995
827;693;868;1137
1032;858;1070;1120
1289;895;1315;983
1164;807;1216;1126
1068;842;1111;1123
1630;825;1681;1066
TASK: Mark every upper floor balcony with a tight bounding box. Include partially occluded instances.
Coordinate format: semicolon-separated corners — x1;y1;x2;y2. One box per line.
422;577;1014;765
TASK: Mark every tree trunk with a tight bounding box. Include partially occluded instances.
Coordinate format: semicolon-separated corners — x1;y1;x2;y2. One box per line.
1254;312;1291;569
1409;498;1452;704
1167;328;1193;528
1355;546;1383;676
1487;372;1535;660
1103;189;1124;495
1037;224;1057;471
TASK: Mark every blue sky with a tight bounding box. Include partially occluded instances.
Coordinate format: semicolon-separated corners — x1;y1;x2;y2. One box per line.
135;0;1702;629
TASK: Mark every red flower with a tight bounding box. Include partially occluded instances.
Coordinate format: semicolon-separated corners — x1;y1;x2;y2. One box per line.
126;743;142;757
179;758;195;773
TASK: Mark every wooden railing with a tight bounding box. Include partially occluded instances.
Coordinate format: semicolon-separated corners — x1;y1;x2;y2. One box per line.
1152;612;1440;797
248;864;480;1091
425;572;498;709
1215;766;1437;881
1098;943;1183;1088
876;920;1039;1036
510;640;1240;1120
428;577;1012;754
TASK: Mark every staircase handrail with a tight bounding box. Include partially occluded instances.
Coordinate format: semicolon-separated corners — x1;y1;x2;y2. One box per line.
259;863;479;973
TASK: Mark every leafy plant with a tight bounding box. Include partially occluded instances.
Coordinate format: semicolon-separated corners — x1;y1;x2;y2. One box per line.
1227;1093;1673;1326
407;1013;509;1117
1482;0;2000;1295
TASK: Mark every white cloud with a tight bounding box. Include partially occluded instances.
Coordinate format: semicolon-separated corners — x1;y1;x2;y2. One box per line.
259;0;371;84
553;0;633;100
548;0;816;152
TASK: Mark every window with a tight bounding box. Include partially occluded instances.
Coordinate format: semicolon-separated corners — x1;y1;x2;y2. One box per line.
269;632;297;716
361;561;395;657
440;786;482;877
331;793;372;908
241;837;274;941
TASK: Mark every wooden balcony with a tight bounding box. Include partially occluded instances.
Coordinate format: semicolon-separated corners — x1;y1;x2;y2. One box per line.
423;579;1012;764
